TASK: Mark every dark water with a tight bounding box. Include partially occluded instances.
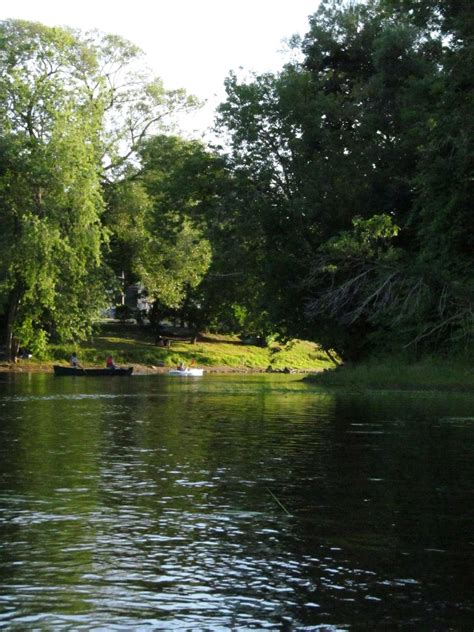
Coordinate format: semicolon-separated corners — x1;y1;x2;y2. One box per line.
0;373;473;630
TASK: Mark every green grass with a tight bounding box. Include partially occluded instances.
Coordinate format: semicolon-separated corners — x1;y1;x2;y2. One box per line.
304;357;474;391
42;321;333;371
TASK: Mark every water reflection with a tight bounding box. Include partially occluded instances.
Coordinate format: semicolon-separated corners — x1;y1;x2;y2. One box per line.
0;374;473;628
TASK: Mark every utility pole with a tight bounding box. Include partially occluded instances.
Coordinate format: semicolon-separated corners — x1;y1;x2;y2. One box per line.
119;271;125;305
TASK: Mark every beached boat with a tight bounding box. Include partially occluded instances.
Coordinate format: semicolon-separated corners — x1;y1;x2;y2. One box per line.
53;365;133;376
168;368;204;377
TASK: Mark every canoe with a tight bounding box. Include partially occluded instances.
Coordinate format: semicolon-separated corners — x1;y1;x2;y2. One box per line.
168;368;204;377
53;365;133;376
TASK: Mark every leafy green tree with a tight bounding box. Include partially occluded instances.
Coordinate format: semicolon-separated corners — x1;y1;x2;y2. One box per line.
303;0;474;357
216;0;469;359
386;0;474;353
76;31;199;182
107;135;247;336
105;137;215;326
0;20;198;360
136;218;212;310
0;21;107;359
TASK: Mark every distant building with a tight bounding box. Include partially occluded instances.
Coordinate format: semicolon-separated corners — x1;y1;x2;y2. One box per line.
125;283;151;312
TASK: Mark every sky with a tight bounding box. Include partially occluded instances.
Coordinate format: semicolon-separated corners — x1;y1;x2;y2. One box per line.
0;0;321;138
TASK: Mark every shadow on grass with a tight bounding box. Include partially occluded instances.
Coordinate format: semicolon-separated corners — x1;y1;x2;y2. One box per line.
197;334;245;346
93;336;155;350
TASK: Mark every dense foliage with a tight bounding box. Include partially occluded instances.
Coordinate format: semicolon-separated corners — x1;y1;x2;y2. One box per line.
0;20;196;359
215;0;473;360
0;0;472;362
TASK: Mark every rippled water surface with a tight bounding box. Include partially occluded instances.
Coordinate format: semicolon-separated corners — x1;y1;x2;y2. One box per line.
0;373;473;629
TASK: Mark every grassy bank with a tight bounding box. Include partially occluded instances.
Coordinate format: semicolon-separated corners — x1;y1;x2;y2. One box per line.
4;321;334;373
303;357;474;391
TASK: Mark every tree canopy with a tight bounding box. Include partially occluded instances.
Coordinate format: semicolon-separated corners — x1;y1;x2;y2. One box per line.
215;0;473;359
0;19;197;359
1;1;472;363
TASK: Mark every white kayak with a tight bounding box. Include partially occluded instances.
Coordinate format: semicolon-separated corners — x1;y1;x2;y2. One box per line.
168;368;204;377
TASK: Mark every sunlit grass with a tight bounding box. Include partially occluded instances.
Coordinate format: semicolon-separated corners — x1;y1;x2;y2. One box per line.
43;322;334;371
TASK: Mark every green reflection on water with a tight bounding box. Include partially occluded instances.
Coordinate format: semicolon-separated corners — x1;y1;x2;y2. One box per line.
0;374;473;628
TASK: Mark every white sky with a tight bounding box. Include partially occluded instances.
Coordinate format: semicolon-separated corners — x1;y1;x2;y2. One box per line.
0;0;320;138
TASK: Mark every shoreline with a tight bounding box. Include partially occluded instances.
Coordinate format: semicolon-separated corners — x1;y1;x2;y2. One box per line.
2;362;473;392
0;362;317;375
0;324;330;376
302;361;474;393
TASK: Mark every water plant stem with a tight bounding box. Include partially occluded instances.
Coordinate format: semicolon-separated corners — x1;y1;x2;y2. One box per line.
266;487;292;516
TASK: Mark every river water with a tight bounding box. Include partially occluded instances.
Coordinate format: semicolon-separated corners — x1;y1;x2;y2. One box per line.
0;373;473;630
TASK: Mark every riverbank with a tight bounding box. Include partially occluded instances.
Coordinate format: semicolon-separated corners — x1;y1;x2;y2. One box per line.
303;358;474;391
1;321;332;374
0;362;316;375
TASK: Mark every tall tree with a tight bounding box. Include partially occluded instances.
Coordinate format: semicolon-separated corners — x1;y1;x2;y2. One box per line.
303;0;474;357
216;0;469;359
137;134;275;339
0;20;198;359
0;21;107;359
106;136;215;323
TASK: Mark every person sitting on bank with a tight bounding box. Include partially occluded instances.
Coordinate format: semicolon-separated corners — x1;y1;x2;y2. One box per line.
106;355;116;370
70;352;82;368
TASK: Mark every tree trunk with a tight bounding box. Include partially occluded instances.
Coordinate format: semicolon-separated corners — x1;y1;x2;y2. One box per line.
323;346;342;367
5;287;21;362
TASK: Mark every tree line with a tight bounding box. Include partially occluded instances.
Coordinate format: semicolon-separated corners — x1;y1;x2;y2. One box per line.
0;0;472;362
